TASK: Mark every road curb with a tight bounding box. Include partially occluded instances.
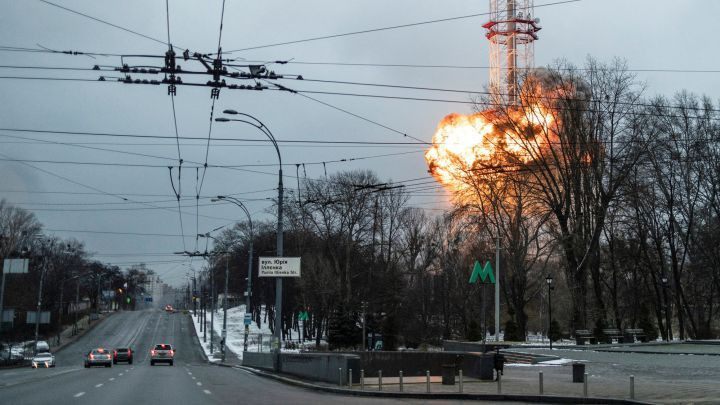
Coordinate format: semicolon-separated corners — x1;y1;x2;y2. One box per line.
231;365;653;405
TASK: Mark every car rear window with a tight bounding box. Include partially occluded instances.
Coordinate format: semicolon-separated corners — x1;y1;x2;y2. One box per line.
155;344;171;350
117;348;129;352
92;349;108;354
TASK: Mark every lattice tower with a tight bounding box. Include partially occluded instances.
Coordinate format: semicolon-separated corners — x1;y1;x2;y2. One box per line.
484;0;541;105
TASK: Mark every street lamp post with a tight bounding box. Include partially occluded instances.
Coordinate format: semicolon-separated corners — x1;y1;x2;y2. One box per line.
546;275;554;350
34;239;55;354
216;111;283;350
661;276;671;342
212;195;255;354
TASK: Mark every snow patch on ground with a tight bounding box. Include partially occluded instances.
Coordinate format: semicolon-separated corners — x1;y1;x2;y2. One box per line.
190;305;276;361
507;358;575;367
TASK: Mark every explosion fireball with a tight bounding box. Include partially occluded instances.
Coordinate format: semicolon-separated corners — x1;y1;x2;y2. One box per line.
424;95;558;196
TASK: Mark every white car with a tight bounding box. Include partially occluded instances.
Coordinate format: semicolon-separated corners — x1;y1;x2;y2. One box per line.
31;352;55;368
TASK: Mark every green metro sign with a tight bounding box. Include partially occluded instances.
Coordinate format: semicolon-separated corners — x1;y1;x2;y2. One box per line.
469;260;495;284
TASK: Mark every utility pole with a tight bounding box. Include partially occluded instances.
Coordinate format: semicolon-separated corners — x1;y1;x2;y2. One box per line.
495;236;500;342
223;254;228;362
210;267;215;354
73;279;80;336
361;301;368;351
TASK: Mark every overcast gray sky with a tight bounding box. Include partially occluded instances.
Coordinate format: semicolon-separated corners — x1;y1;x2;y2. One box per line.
1;0;718;286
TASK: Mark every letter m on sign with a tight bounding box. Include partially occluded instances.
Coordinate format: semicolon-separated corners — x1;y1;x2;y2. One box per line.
469;260;495;284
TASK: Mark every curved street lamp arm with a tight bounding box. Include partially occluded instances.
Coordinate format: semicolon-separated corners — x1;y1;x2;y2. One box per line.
217;196;254;238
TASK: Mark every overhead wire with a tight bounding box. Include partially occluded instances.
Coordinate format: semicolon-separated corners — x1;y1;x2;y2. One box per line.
222;0;581;53
38;0;168;47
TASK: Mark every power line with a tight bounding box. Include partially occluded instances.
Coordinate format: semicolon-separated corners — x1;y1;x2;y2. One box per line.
38;0;169;47
223;0;581;53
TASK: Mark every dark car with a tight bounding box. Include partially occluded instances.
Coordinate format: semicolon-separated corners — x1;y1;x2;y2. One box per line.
113;347;133;364
84;348;112;368
150;343;174;366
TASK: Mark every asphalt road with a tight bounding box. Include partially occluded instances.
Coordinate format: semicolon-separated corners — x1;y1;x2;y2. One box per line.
0;310;479;405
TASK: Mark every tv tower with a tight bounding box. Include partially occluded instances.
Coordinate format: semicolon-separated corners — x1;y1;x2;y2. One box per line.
483;0;541;105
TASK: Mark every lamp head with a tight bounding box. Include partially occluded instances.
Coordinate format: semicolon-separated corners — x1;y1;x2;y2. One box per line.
223;109;239;115
214;117;230;122
545;275;553;285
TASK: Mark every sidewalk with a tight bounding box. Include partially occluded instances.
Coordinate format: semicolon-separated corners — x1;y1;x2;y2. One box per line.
51;311;112;353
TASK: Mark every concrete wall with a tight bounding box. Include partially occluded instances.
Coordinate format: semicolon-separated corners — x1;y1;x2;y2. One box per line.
280;353;361;385
243;352;275;370
357;351;492;377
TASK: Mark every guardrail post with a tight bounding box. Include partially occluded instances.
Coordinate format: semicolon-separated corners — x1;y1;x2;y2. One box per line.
349;369;353;388
630;375;634;399
426;370;431;393
539;371;544;395
459;369;464;393
378;370;383;391
497;371;502;394
399;370;403;392
583;373;588;397
360;369;364;390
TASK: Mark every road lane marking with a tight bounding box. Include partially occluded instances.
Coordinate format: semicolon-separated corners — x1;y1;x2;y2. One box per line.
203;390;211;395
74;392;85;398
196;382;202;386
95;383;103;388
192;376;196;380
109;377;115;381
118;373;123;376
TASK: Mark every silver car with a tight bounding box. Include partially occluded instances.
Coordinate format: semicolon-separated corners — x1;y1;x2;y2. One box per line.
150;343;174;366
31;352;55;368
84;348;112;368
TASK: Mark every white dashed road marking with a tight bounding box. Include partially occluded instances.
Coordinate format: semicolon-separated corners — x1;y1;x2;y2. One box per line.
95;383;103;388
203;390;211;395
74;392;85;398
119;373;123;376
109;377;115;381
196;382;202;386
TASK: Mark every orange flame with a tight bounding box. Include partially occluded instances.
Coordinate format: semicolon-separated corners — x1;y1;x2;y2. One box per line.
425;93;558;198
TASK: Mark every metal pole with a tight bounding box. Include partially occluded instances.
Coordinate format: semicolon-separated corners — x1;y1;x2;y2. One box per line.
399;370;403;392
426;370;431;393
0;272;6;334
361;301;367;351
210;269;215;354
630;375;635;399
34;256;47;354
57;277;64;345
244;240;253;352
74;279;80;335
539;371;544;395
497;371;502;393
481;283;486;345
222;254;228;362
495;236;500;341
202;279;207;342
459;369;463;393
378;370;383;391
548;283;553;350
583;373;588;397
275;167;284;349
360;369;364;390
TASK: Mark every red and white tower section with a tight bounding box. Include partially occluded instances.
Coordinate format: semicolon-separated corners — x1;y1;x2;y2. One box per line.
483;0;541;105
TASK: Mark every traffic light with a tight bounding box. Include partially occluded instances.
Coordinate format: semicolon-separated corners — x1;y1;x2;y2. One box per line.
126;297;131;304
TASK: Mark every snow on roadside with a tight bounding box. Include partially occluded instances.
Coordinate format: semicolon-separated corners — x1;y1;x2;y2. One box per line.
190;305;275;361
507;358;575;367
